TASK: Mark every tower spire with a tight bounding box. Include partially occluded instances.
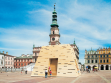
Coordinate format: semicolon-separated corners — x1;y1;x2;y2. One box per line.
54;4;55;11
49;5;60;45
73;39;76;45
54;3;56;10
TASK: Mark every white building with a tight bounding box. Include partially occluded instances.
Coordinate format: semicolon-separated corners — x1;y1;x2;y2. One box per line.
0;51;15;68
0;52;5;68
84;49;99;70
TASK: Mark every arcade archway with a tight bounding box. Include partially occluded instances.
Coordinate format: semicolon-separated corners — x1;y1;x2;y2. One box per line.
106;65;109;70
101;65;104;70
88;65;91;69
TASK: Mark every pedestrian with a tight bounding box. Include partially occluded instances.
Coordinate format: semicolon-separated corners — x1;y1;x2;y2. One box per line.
21;70;22;74
49;70;52;77
88;69;90;73
45;70;48;78
26;70;27;74
49;66;51;72
25;70;27;74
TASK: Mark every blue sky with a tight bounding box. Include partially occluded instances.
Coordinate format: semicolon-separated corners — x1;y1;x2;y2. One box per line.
0;0;111;64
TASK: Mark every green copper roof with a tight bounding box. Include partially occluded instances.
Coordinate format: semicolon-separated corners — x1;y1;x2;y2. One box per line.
53;11;57;14
50;24;59;27
51;4;59;27
33;44;35;48
73;39;76;45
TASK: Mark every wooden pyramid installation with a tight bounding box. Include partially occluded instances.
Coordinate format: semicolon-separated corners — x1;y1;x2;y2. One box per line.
31;44;81;77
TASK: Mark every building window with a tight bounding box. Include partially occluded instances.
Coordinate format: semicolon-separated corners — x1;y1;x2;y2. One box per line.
5;61;7;65
104;55;105;57
1;60;3;64
96;55;97;57
8;61;10;65
21;63;23;66
11;62;12;65
35;53;36;56
88;60;90;63
24;63;26;66
107;55;109;57
103;60;105;63
8;57;10;60
16;63;17;66
92;55;93;58
19;63;20;66
100;55;102;58
92;60;93;63
52;38;55;41
95;60;97;63
107;59;108;63
11;58;12;60
88;56;89;58
53;31;54;34
5;57;7;59
100;60;102;63
2;56;3;59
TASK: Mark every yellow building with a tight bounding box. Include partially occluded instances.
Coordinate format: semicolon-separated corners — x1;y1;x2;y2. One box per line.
99;47;111;70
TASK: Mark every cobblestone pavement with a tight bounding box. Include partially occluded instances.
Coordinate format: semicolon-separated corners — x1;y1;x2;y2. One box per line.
0;71;111;83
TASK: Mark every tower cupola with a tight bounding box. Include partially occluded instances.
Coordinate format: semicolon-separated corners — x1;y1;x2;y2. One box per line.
49;4;60;45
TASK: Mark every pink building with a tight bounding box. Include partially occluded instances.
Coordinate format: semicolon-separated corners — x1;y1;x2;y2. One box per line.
4;52;15;68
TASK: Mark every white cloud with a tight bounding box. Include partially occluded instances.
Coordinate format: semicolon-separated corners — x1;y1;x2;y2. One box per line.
1;0;111;64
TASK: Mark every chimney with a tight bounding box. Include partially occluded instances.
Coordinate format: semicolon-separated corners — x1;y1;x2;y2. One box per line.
3;51;4;54
6;52;8;55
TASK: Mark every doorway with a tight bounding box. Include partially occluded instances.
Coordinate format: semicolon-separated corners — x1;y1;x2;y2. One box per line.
106;65;109;70
88;65;91;69
49;58;58;76
101;65;104;70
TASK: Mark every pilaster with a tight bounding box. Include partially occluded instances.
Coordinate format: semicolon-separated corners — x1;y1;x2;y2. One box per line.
104;65;106;70
109;65;110;70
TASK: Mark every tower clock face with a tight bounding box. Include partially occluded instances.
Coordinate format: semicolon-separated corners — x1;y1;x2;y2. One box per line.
52;38;55;41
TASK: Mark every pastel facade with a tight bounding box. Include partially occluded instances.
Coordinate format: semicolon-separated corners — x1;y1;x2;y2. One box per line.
0;51;15;68
31;44;81;77
32;46;41;63
5;55;15;68
84;49;99;70
98;47;111;70
85;47;111;70
14;54;33;68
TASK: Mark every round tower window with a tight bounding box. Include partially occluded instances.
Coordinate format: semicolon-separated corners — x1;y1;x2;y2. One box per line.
52;38;55;41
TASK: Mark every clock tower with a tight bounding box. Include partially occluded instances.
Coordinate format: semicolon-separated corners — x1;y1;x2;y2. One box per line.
49;5;60;45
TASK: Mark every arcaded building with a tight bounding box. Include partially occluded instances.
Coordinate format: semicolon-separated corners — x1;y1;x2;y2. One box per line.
84;47;111;70
84;49;99;70
98;47;111;70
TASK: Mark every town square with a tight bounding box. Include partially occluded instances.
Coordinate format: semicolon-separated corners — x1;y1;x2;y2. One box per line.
0;0;111;83
0;71;111;83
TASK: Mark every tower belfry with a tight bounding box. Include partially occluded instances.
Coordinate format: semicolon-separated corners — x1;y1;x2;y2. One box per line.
49;4;60;45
